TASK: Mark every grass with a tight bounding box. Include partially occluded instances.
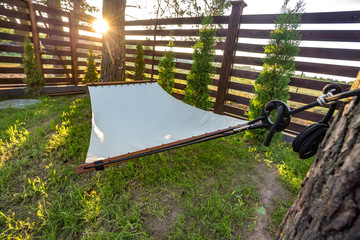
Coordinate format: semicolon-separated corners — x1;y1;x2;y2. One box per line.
0;94;313;239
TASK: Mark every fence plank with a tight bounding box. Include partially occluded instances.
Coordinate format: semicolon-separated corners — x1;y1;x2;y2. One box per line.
37;27;70;37
1;0;28;8
0;20;31;31
33;4;70;18
241;11;360;24
0;6;30;21
0;56;23;63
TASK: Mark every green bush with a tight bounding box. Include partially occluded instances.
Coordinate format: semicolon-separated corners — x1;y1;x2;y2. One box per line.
82;47;99;84
22;37;45;96
245;0;305;143
158;42;176;94
134;41;145;80
184;17;216;111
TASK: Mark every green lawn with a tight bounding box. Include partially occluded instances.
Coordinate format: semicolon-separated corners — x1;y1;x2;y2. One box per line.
0;95;313;239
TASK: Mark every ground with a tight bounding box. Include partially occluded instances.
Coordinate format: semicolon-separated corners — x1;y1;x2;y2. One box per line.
0;94;311;239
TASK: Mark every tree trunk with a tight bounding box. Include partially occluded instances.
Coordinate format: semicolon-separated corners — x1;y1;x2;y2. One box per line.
101;0;126;82
277;73;360;240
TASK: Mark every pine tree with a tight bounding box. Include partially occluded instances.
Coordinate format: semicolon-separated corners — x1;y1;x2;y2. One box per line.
83;47;99;84
22;37;45;96
158;42;176;94
184;17;216;111
134;41;145;80
245;0;305;143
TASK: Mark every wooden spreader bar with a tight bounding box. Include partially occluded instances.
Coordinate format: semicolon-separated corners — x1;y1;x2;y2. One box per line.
86;80;153;87
75;123;249;174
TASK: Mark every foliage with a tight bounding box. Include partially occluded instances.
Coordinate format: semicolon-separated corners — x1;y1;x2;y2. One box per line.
158;42;176;94
82;47;99;84
22;37;45;96
184;17;216;111
245;0;305;143
134;41;145;80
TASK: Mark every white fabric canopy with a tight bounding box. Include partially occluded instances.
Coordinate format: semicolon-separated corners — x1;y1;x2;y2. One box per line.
86;82;248;163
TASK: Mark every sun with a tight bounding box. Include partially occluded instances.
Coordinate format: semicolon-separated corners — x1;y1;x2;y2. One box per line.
93;19;109;34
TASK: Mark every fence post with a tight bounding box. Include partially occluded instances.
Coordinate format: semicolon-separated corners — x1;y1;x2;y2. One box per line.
150;19;158;82
214;0;247;114
69;12;78;85
26;0;42;69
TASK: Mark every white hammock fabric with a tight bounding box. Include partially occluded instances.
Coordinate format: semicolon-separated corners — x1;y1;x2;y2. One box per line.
77;82;248;173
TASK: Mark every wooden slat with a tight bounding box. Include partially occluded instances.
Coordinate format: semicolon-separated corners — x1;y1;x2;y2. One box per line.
42;49;72;56
76;42;101;51
43;68;72;74
35;15;69;28
75;13;96;23
42;58;72;65
1;0;28;8
0;78;23;84
296;61;359;78
224;105;246;118
0;67;24;73
0;5;30;21
33;4;70;18
0;56;23;63
37;27;70;37
77;34;102;43
0;20;31;32
125;29;227;37
0;32;30;42
0;45;24;53
236;43;360;61
241;11;360;24
233;56;358;78
41;38;71;47
125;16;229;26
230;69;350;91
238;29;360;42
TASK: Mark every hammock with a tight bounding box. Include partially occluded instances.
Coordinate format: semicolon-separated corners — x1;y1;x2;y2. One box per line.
75;81;248;174
74;81;358;174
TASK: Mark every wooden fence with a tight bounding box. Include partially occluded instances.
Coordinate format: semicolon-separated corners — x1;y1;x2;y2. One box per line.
0;0;359;134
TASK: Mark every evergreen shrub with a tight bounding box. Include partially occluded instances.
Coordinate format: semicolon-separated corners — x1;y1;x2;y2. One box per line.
184;17;216;111
158;42;176;94
82;46;99;84
22;37;45;96
134;41;145;80
245;0;305;143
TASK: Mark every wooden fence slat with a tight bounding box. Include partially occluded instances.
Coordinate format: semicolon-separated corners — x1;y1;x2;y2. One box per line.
42;59;72;65
41;49;72;57
241;11;360;24
0;6;30;21
0;67;24;73
0;0;28;8
37;27;70;37
0;45;24;53
238;29;360;42
0;56;23;63
125;16;229;26
236;43;360;61
0;20;31;32
33;4;70;18
35;15;69;28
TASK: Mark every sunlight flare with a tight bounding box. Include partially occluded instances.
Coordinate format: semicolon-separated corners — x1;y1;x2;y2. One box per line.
93;19;108;34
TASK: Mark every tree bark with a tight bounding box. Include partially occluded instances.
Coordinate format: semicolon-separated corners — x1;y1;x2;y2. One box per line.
101;0;126;82
277;73;360;240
